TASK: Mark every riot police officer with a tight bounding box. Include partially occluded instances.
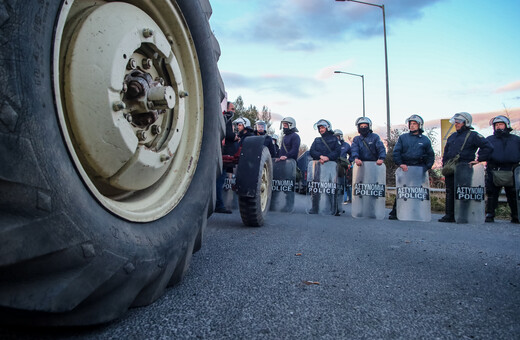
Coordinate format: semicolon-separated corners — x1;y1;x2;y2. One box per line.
254;120;276;157
309;119;341;215
310;119;341;163
233;117;255;148
279;117;301;161
388;114;435;220
334;129;352;204
215;102;237;214
439;112;493;222
272;134;280;158
485;115;520;223
350;117;386;166
334;129;351;162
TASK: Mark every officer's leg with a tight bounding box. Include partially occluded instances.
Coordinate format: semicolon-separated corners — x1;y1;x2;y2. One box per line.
389;198;397;219
485;175;500;222
215;169;226;208
440;175;455;222
504;185;519;223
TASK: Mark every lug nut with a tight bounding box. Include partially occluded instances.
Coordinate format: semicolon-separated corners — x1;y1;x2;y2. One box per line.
142;58;152;69
179;91;189;98
125;114;133;123
142;28;154;38
126;58;137;70
112;101;126;111
151;125;162;135
160;154;171;162
147;101;154;110
155;77;165;85
136;130;147;141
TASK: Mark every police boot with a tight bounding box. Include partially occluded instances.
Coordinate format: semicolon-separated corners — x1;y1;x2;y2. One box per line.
485;214;494;223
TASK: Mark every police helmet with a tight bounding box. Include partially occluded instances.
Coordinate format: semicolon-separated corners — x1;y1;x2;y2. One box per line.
405;114;424;130
255;120;267;131
355;117;372;130
272;134;279;141
449;112;472;127
489;115;512;130
333;129;343;137
313;119;332;131
232;117;251;128
280;117;297;131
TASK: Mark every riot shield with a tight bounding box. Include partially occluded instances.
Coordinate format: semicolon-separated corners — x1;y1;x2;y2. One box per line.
306;161;339;215
351;162;386;220
516;167;520;221
454;163;485;224
222;168;238;210
395;166;431;222
270;159;297;213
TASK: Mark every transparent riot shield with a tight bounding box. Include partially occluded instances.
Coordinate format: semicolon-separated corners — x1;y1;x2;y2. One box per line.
351;162;386;219
516;167;520;221
270;159;297;213
454;163;485;224
306;161;339;215
395;166;431;222
223;168;238;210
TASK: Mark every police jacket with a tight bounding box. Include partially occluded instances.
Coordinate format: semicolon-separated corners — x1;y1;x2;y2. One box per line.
310;131;341;161
340;141;351;160
486;131;520;170
237;128;254;147
273;143;280;158
442;127;493;164
279;130;301;160
261;133;276;158
351;132;386;161
393;132;435;169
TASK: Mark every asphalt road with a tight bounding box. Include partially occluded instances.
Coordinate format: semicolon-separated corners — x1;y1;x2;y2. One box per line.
2;195;520;339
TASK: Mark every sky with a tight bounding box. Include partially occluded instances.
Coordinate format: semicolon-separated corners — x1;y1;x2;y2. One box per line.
208;0;520;150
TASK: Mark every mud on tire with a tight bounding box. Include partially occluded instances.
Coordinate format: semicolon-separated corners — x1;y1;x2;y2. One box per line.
0;0;224;326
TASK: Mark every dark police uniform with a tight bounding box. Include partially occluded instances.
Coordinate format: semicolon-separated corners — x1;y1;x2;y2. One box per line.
280;129;301;160
441;127;493;220
485;131;520;222
351;132;386;162
389;131;435;218
310;130;341;161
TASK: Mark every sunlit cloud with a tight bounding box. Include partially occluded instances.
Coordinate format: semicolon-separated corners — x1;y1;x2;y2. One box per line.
221;71;322;98
315;60;355;80
495;80;520;93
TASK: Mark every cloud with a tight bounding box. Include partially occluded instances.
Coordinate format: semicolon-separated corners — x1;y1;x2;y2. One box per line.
315;60;355;80
221;71;322;98
495;80;520;93
219;0;444;51
470;108;520;129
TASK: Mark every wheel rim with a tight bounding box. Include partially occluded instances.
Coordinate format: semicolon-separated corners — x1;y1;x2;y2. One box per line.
53;1;203;222
260;162;269;212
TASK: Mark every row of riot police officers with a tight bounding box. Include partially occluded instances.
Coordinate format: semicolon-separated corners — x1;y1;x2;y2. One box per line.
218;100;520;223
309;112;520;223
215;100;301;213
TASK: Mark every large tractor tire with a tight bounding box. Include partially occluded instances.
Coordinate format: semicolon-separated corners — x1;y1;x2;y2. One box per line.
235;137;273;227
0;0;224;326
